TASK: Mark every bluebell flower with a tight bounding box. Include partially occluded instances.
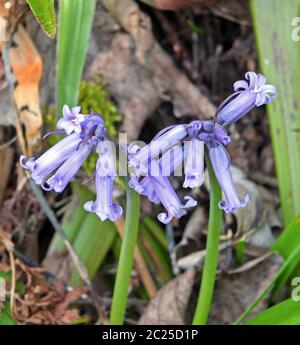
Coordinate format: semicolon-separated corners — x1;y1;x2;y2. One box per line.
129;71;276;222
20;132;83;185
128;125;188;176
21;108;104;192
217;72;277;125
182;139;204;188
129;159;196;224
21;105;122;222
56;105;87;134
128;120;228;223
208;143;249;213
84;140;123;222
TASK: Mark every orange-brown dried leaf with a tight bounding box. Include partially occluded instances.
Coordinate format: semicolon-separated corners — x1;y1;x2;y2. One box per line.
9;25;43;154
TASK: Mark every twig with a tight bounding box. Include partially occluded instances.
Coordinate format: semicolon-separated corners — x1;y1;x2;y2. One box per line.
0;136;17;151
115;217;157;298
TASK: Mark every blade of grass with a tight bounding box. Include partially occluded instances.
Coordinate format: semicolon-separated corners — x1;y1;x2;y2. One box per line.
111;236;122;259
192;153;222;325
234;215;300;324
110;183;140;325
271;215;300;258
246;298;300;325
235;246;300;324
47;184;95;255
0;302;16;325
250;0;300;226
26;0;56;38
271;215;300;296
56;0;96;112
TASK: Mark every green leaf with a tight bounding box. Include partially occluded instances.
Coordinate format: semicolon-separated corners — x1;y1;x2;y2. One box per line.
247;298;300;325
26;0;56;38
47;184;95;255
271;215;300;296
56;0;96;112
0;302;16;325
235;215;300;324
142;216;169;251
250;0;300;226
272;215;300;259
71;214;117;286
0;272;25;325
140;223;173;284
186;19;204;33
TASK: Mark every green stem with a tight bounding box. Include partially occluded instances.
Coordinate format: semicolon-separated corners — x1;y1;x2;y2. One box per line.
109;183;140;325
192;154;222;325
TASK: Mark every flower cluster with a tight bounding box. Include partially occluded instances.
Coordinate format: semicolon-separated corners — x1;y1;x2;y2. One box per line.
21;105;122;222
128;72;276;223
20;72;276;225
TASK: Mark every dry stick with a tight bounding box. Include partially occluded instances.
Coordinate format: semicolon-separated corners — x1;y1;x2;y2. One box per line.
0;136;17;151
2;41;107;323
115;217;157;298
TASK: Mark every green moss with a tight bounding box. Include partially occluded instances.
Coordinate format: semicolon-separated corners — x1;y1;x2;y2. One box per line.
45;81;121;175
78;81;121;138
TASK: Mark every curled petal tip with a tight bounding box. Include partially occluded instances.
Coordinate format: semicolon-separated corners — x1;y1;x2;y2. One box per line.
20;155;36;171
157;212;172;224
110;204;123;221
20;155;27;168
96;204;123;222
183;195;197;208
84;201;95;213
218;193;250;213
41;182;53;191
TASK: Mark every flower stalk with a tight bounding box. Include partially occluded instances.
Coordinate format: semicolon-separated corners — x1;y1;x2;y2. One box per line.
192;152;222;325
109;181;140;325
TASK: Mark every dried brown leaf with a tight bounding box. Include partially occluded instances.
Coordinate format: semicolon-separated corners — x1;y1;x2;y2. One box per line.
207;254;283;324
138;268;197;325
139;254;282;325
9;25;43;154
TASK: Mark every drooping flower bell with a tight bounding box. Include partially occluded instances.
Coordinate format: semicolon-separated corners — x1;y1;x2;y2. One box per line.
20;105;123;222
217;71;277;125
129;154;197;224
208;143;249;213
84;140;123;222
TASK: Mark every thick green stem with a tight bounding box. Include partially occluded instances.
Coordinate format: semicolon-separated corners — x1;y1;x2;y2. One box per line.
192;155;222;325
109;183;140;325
